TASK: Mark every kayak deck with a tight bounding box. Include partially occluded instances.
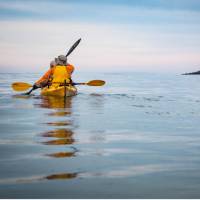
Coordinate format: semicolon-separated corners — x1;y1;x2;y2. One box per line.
41;85;77;97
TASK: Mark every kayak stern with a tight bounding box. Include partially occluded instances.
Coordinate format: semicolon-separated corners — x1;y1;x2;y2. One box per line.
41;85;77;97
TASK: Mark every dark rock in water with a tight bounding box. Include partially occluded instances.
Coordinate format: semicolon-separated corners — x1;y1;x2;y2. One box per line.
182;70;200;75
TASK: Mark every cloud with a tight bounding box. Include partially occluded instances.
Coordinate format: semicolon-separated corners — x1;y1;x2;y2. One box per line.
1;0;200;25
0;0;200;73
0;19;200;73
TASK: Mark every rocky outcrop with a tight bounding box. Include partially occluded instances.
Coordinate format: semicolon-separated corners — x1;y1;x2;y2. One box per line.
182;70;200;75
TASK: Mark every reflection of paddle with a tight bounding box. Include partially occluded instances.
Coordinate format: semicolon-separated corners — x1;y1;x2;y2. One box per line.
11;80;106;92
45;172;77;180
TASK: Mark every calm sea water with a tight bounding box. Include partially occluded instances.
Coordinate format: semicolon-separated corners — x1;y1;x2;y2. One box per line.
0;71;200;198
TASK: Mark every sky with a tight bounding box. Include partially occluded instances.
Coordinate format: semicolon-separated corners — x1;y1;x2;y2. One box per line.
0;0;200;73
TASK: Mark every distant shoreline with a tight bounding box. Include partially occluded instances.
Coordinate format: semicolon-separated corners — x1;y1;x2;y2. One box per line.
182;70;200;75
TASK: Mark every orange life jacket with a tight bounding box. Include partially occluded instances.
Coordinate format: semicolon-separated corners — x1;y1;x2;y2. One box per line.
36;64;75;86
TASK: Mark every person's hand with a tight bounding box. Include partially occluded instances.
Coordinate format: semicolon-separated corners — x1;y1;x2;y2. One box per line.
33;84;39;90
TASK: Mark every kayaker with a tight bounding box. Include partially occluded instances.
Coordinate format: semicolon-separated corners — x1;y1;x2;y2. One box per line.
33;55;75;89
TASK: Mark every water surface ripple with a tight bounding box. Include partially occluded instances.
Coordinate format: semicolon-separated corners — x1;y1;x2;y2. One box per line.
0;72;200;198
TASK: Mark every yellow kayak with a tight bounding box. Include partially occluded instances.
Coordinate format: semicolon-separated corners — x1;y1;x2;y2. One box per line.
41;85;77;97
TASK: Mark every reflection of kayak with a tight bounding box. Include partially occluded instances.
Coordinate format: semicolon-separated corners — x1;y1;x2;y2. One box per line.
41;85;77;97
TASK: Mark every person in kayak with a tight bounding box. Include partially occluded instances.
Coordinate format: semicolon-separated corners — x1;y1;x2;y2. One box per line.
33;55;74;89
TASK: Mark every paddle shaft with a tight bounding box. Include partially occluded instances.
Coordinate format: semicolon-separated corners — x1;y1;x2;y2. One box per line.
72;83;86;85
24;87;35;95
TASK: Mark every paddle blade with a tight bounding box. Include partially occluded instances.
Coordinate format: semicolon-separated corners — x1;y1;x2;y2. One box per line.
66;38;81;57
87;80;105;86
12;82;32;91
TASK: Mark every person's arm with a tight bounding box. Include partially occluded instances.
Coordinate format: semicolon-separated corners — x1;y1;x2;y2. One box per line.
66;64;75;85
34;68;53;87
66;64;75;75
